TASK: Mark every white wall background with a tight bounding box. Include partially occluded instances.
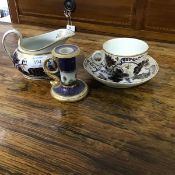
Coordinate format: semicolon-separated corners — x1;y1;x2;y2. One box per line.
0;0;11;22
0;0;8;9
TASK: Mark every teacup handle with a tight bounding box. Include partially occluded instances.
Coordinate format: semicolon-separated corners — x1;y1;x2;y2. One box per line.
43;57;60;86
2;29;23;62
91;50;105;65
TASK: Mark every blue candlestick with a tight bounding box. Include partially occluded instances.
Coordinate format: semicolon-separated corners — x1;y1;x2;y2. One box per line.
44;44;88;102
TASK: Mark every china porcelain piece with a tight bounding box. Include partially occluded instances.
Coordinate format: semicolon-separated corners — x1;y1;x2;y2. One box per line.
84;54;159;88
2;28;75;80
92;38;149;78
44;44;88;102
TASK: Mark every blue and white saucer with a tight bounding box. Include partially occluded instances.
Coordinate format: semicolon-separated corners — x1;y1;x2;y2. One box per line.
83;55;159;88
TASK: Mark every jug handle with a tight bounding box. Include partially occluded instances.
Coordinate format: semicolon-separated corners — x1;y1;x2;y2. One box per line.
2;29;23;61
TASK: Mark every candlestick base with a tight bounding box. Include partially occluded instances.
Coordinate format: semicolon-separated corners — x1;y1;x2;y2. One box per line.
50;79;88;102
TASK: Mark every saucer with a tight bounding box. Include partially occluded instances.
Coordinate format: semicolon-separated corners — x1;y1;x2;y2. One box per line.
83;55;159;88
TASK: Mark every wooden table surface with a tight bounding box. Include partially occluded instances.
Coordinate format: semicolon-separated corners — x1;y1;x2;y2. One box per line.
0;23;175;175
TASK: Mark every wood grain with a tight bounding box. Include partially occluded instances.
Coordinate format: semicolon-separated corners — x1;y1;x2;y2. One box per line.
144;0;175;33
7;0;175;43
7;0;19;23
0;23;175;175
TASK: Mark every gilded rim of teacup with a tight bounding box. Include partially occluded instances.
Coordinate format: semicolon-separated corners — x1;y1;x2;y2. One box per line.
103;38;149;57
103;50;148;57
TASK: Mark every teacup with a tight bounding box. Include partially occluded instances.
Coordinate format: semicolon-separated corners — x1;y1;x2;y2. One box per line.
92;38;149;79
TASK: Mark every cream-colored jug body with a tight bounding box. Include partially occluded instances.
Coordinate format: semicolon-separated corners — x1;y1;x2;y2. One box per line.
2;28;75;80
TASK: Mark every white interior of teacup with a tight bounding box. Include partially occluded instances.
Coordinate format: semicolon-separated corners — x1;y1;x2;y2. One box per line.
103;38;149;56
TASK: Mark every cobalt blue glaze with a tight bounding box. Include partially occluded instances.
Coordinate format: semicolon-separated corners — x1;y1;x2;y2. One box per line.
53;80;85;97
59;57;76;72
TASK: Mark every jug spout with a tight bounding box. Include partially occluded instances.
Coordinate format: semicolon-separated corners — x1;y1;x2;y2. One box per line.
2;29;23;61
56;29;75;40
17;28;75;53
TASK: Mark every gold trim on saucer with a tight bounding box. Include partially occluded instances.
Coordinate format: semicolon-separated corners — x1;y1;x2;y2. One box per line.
83;54;159;88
